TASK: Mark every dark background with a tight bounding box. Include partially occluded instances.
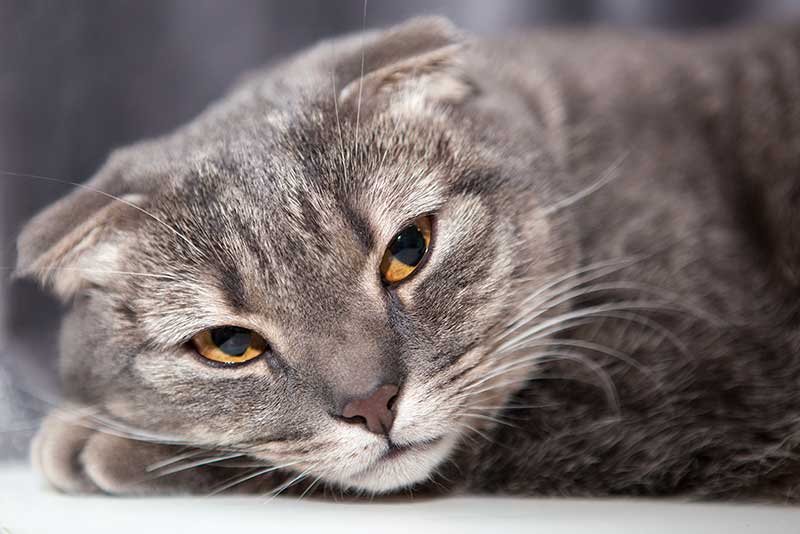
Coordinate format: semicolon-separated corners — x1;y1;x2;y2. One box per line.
1;0;798;460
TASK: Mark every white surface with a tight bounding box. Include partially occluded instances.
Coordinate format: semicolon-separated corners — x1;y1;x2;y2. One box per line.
1;463;798;533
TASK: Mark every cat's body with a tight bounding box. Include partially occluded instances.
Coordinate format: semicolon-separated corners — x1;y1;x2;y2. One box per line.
17;18;800;500
459;25;800;499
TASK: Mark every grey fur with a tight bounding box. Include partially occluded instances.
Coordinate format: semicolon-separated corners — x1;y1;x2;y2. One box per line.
17;17;800;500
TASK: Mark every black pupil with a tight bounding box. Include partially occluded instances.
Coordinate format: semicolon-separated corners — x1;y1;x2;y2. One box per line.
211;326;252;357
389;224;426;267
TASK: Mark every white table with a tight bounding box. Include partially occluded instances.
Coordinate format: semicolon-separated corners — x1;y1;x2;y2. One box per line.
1;463;797;533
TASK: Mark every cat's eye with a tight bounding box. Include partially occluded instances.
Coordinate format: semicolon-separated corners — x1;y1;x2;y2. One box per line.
379;215;432;284
190;326;268;364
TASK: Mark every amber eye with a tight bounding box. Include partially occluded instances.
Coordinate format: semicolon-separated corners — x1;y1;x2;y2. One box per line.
190;326;268;364
379;216;432;284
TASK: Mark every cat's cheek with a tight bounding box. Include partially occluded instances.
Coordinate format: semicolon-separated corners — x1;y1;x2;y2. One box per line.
108;348;274;440
390;377;457;443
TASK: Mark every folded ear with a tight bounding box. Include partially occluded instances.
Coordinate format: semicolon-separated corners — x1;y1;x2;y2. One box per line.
16;169;146;301
337;16;475;110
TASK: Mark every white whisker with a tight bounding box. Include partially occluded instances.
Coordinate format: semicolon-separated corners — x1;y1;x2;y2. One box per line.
1;170;206;260
454;375;540;403
354;0;368;169
147;453;245;479
457;411;520;429
2;265;180;281
265;467;314;502
329;48;349;184
7;378;197;447
499;257;643;341
498;282;693;352
469;403;557;411
208;461;299;496
145;449;204;472
496;300;705;355
298;471;327;501
499;338;655;383
454;420;497;446
541;150;629;215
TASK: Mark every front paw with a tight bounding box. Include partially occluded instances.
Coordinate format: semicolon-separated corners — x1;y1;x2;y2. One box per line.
31;409;262;495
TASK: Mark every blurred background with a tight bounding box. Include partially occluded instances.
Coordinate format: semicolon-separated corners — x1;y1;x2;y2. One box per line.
2;0;799;461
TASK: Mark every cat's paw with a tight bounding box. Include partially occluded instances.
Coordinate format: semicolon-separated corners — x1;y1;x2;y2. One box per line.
31;411;101;494
31;410;251;495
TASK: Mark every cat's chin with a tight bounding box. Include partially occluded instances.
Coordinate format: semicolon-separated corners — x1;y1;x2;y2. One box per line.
335;433;457;494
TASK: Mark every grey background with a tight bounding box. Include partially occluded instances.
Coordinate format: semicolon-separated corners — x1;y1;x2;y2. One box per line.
1;0;798;460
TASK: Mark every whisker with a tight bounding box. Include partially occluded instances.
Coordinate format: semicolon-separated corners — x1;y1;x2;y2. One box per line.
456;411;520;429
462;373;541;402
454;425;482;448
457;351;543;394
64;411;198;447
298;472;326;501
581;311;692;359
145;449;204;472
454;345;623;416
6;377;203;448
501;338;655;383
484;350;621;414
1;170;205;260
353;0;368;169
499;257;643;341
454;420;497;446
523;350;621;414
207;461;299;496
265;467;314;502
437;262;647;393
146;453;245;479
461;331;653;399
541;150;629;215
453;375;539;403
467;403;557;411
329;48;349;184
495;300;708;355
497;282;706;353
0;265;180;281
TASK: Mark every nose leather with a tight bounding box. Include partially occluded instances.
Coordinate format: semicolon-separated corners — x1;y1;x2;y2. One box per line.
341;384;399;435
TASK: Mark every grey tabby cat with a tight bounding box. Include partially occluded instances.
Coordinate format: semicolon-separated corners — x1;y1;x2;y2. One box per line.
16;16;800;500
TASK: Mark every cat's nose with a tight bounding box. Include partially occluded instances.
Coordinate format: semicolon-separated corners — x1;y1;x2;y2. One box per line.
340;384;400;436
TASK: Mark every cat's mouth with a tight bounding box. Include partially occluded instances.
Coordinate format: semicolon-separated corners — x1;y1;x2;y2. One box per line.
338;434;454;493
380;436;443;462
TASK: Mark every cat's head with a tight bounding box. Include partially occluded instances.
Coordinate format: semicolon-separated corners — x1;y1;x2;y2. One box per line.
17;17;571;493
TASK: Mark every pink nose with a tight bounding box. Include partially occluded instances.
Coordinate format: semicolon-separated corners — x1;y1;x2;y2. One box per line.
340;384;400;435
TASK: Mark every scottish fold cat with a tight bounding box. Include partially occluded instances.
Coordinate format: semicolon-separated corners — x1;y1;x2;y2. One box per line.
17;17;800;499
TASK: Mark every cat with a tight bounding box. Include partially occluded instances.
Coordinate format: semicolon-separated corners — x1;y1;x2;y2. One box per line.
15;16;800;500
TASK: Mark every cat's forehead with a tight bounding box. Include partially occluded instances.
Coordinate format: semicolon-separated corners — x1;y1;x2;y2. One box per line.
177;102;454;208
140;104;458;317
